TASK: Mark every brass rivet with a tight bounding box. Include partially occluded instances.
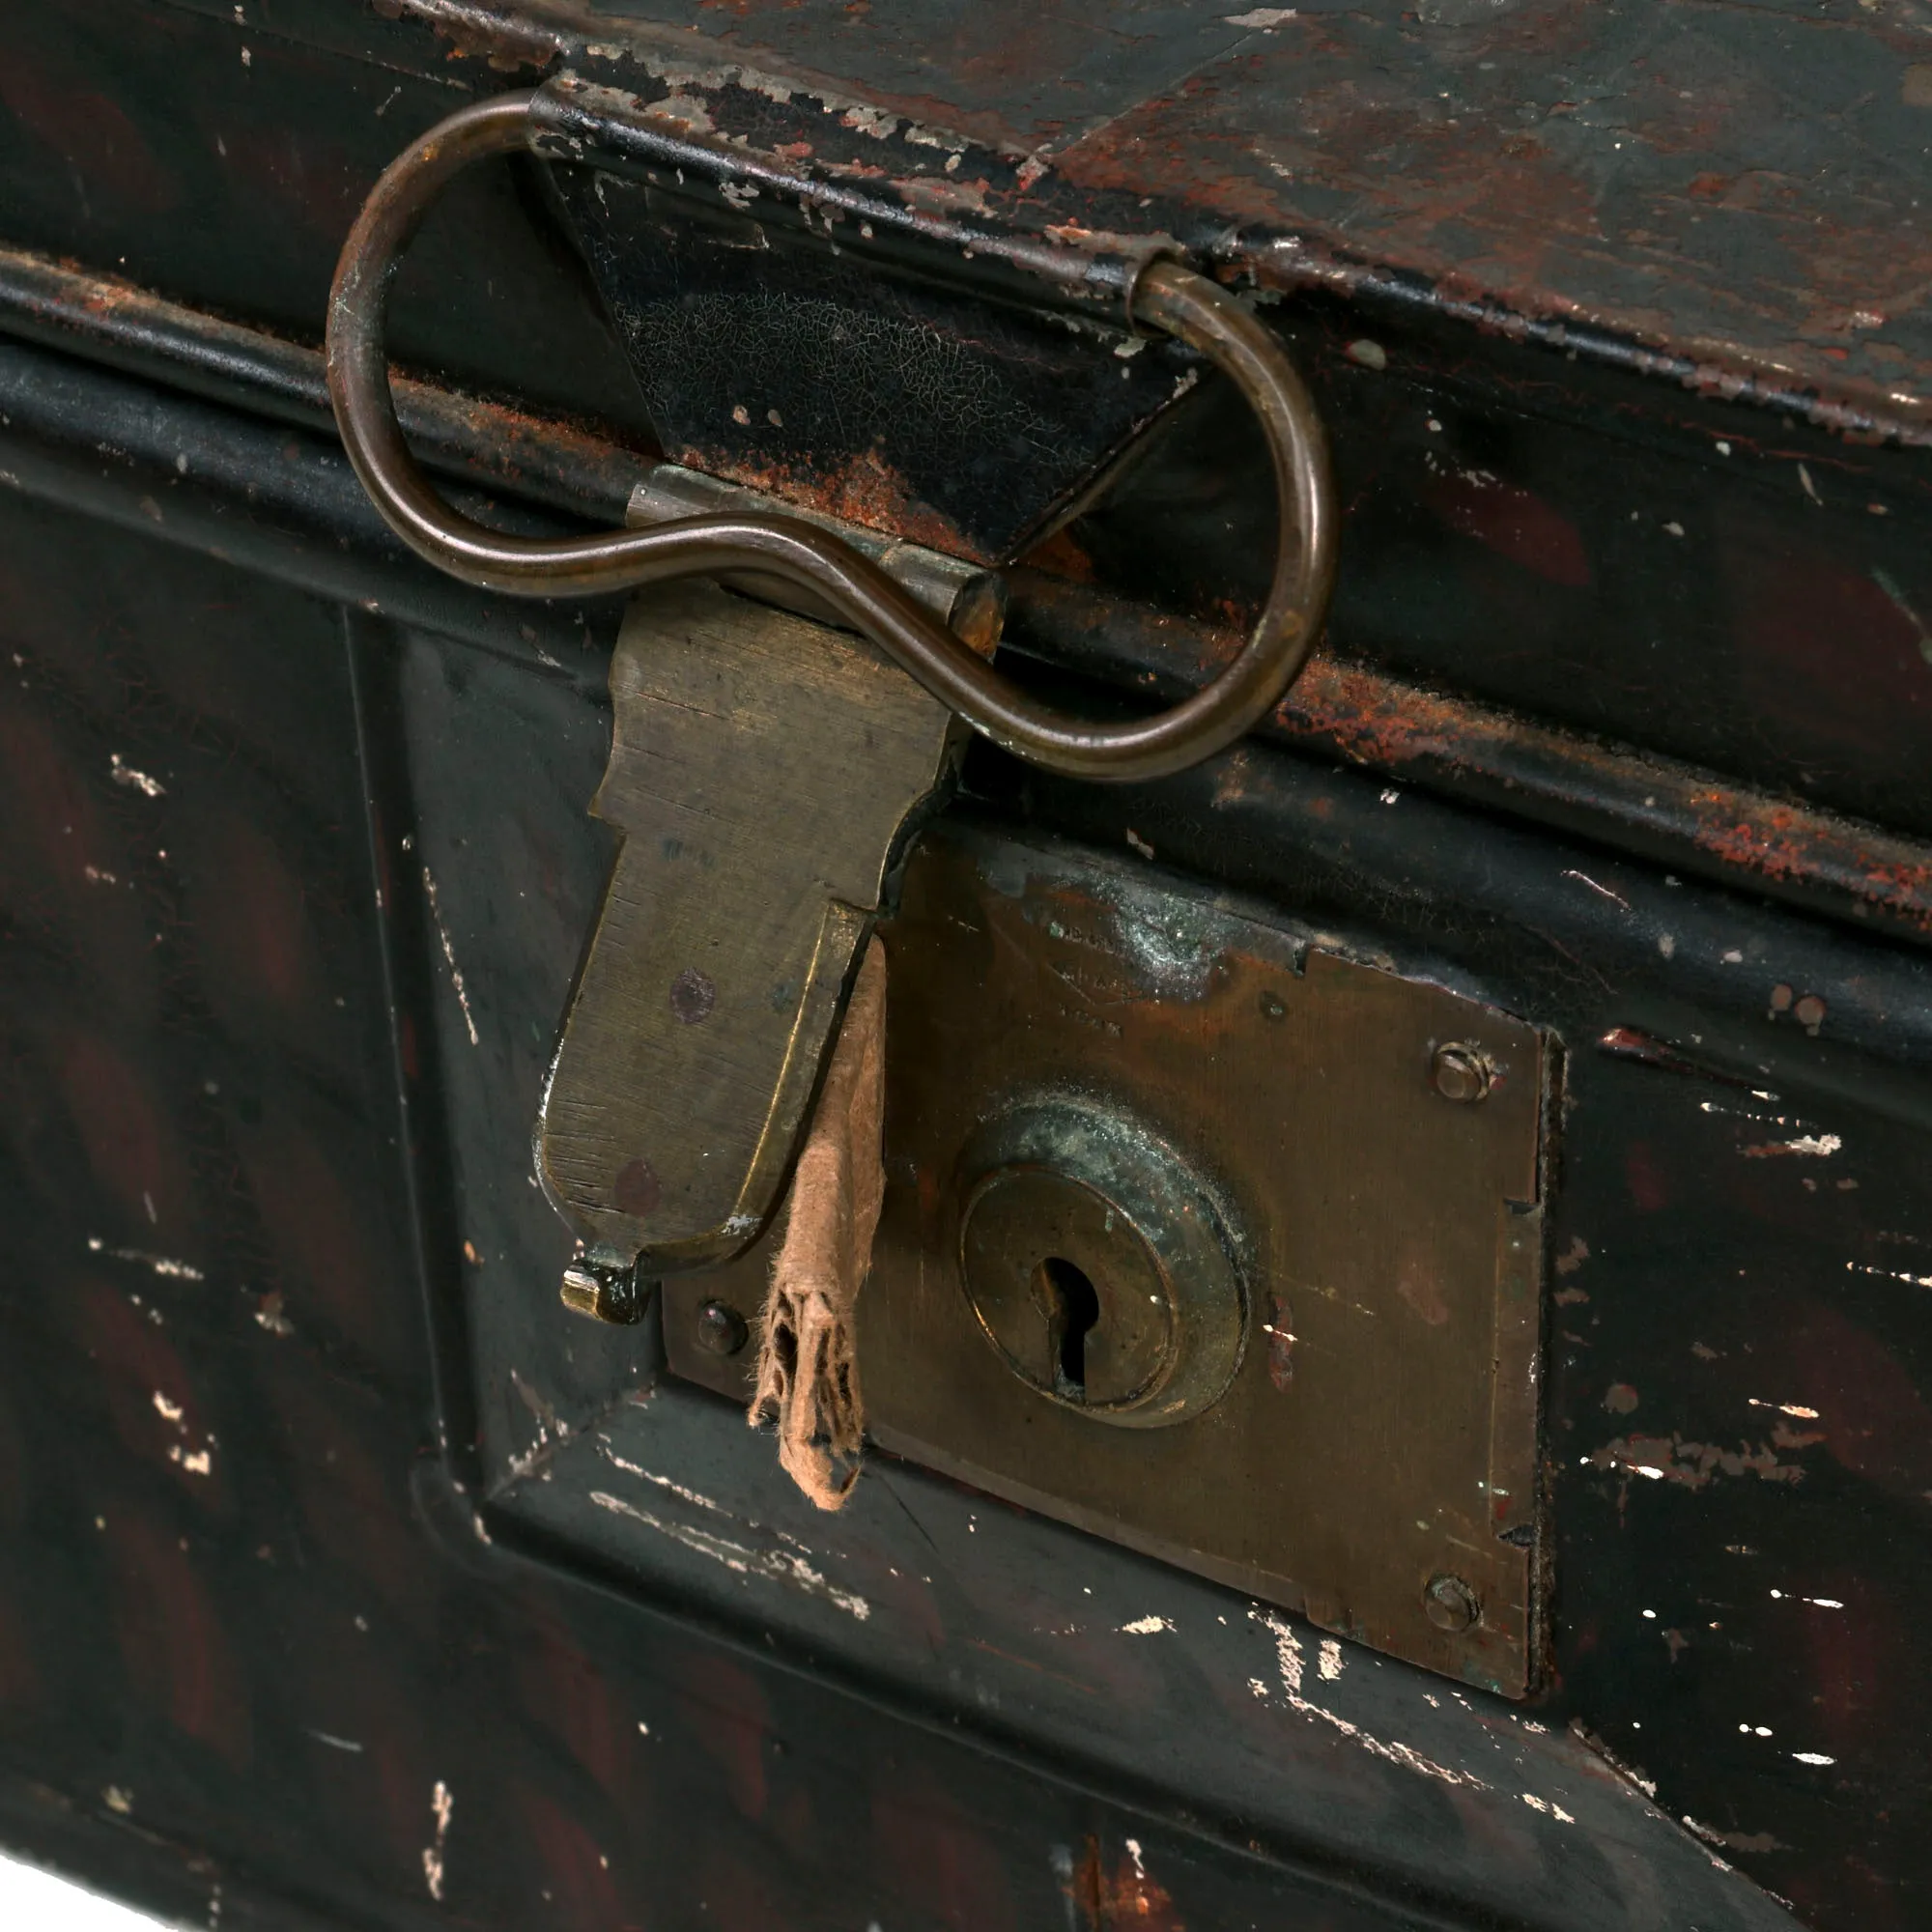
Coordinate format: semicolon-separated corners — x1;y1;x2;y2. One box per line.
696;1299;749;1356
1423;1573;1481;1633
1431;1042;1492;1104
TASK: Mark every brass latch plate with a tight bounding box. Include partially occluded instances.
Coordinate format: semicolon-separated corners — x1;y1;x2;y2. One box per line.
666;824;1547;1694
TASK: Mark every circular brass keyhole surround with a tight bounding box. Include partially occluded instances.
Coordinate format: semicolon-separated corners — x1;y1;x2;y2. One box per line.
954;1101;1246;1429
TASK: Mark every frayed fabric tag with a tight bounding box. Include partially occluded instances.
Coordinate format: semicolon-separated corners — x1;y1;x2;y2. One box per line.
748;935;887;1510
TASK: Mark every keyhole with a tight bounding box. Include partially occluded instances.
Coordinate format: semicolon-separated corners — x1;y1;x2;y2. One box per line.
1036;1256;1101;1400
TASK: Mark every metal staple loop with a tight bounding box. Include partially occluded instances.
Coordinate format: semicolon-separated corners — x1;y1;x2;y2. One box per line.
325;91;1337;782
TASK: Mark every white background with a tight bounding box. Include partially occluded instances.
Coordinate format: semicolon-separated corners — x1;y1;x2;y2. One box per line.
0;1854;174;1928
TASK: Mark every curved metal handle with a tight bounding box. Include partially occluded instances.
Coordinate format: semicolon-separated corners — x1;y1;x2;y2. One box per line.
326;92;1337;782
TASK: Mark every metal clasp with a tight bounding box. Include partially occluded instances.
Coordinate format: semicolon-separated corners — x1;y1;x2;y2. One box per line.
323;89;1339;1288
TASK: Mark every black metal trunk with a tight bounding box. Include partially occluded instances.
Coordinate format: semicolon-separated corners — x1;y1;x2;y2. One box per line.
2;5;1929;1928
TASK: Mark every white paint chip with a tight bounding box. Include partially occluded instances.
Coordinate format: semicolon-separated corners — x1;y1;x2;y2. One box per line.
91;1238;203;1281
421;866;479;1046
1120;1614;1174;1635
422;1781;453;1902
1849;1261;1932;1289
1224;7;1297;23
1520;1793;1577;1823
1249;1609;1486;1789
108;754;165;798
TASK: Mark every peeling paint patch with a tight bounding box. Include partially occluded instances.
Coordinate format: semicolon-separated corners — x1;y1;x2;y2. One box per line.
1685;1815;1789;1854
1120;1614;1174;1634
590;1491;869;1619
1742;1133;1841;1158
1521;1792;1576;1823
840;104;899;140
1585;1429;1820;1488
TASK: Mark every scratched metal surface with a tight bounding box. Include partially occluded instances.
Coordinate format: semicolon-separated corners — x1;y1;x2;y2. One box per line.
25;0;1932;435
551;0;1932;429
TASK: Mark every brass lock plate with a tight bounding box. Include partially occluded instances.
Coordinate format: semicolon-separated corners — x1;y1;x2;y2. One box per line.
665;824;1548;1694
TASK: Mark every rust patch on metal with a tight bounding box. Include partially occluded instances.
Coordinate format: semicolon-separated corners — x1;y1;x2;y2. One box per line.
1008;570;1932;942
0;244;654;521
676;442;978;558
1067;1836;1184;1932
376;0;561;71
1264;1291;1293;1390
1285;665;1932;935
1276;658;1482;780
